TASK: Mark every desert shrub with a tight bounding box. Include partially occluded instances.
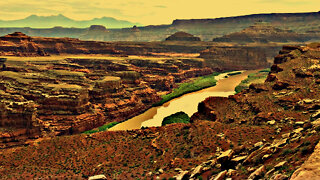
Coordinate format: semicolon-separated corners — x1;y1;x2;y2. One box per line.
162;111;190;126
302;141;311;146
281;149;293;156
301;147;310;155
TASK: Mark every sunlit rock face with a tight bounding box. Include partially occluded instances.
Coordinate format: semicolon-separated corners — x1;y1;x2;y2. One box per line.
200;46;269;71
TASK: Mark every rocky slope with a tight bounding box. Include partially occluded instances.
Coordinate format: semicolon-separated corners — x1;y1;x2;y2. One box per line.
0;44;320;179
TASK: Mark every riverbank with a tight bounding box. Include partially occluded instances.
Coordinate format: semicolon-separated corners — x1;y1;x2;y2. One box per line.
235;68;270;94
109;70;258;131
153;72;221;106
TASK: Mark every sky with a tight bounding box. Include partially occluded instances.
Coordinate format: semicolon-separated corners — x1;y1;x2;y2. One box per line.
0;0;319;25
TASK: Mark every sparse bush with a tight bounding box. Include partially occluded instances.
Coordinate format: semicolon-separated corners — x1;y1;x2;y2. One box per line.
162;111;190;126
281;149;293;156
301;147;310;155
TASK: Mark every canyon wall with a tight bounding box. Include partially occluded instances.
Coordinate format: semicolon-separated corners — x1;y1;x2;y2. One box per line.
2;44;320;179
200;46;272;71
0;54;213;148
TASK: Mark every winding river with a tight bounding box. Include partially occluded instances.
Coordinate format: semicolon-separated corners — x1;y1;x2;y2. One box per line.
109;70;257;131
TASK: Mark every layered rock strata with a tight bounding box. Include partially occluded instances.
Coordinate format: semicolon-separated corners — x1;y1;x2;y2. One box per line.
0;55;213;148
200;46;270;70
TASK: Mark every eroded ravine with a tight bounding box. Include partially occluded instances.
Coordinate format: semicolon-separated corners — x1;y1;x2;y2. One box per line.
109;70;258;131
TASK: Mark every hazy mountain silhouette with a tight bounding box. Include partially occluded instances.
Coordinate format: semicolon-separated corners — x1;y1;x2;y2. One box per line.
0;14;142;28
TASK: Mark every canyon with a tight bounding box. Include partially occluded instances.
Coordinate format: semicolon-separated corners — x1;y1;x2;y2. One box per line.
0;12;320;179
0;44;320;179
0;51;215;148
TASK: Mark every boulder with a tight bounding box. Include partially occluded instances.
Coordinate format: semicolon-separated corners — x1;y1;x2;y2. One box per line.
248;165;266;180
217;149;234;164
190;165;204;178
270;174;289;180
274;161;288;170
174;170;189;180
212;170;227;180
88;174;107;180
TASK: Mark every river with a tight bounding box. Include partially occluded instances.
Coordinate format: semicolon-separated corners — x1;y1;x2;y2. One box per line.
109;70;257;131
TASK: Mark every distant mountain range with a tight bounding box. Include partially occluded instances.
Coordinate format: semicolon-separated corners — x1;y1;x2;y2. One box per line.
0;14;142;28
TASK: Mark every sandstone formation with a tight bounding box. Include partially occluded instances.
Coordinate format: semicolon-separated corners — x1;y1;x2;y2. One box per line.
291;142;320;179
0;32;286;62
212;23;308;43
165;31;201;41
0;32;121;56
200;46;270;70
0;32;48;56
81;25;109;41
0;55;213;148
1;44;320;179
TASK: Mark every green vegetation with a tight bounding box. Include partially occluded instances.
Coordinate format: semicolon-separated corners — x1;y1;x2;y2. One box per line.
235;68;270;94
227;71;242;76
162;111;190;126
154;72;220;106
83;122;119;134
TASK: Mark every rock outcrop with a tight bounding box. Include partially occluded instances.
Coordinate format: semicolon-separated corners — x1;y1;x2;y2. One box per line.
0;32;121;56
190;44;320;179
213;23;308;43
291;142;320;179
165;31;201;41
200;46;270;70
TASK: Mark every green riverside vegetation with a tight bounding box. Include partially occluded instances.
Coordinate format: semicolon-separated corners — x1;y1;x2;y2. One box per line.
83;122;119;134
227;71;242;76
162;111;190;126
235;68;270;94
153;72;220;106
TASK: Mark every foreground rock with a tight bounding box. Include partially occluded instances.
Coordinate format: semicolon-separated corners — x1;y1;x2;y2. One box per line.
291;142;320;180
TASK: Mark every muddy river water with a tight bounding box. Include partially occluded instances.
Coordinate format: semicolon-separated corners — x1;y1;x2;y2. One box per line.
109;70;258;131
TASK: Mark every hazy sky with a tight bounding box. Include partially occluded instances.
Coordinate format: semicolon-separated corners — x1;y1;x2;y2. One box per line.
0;0;319;25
